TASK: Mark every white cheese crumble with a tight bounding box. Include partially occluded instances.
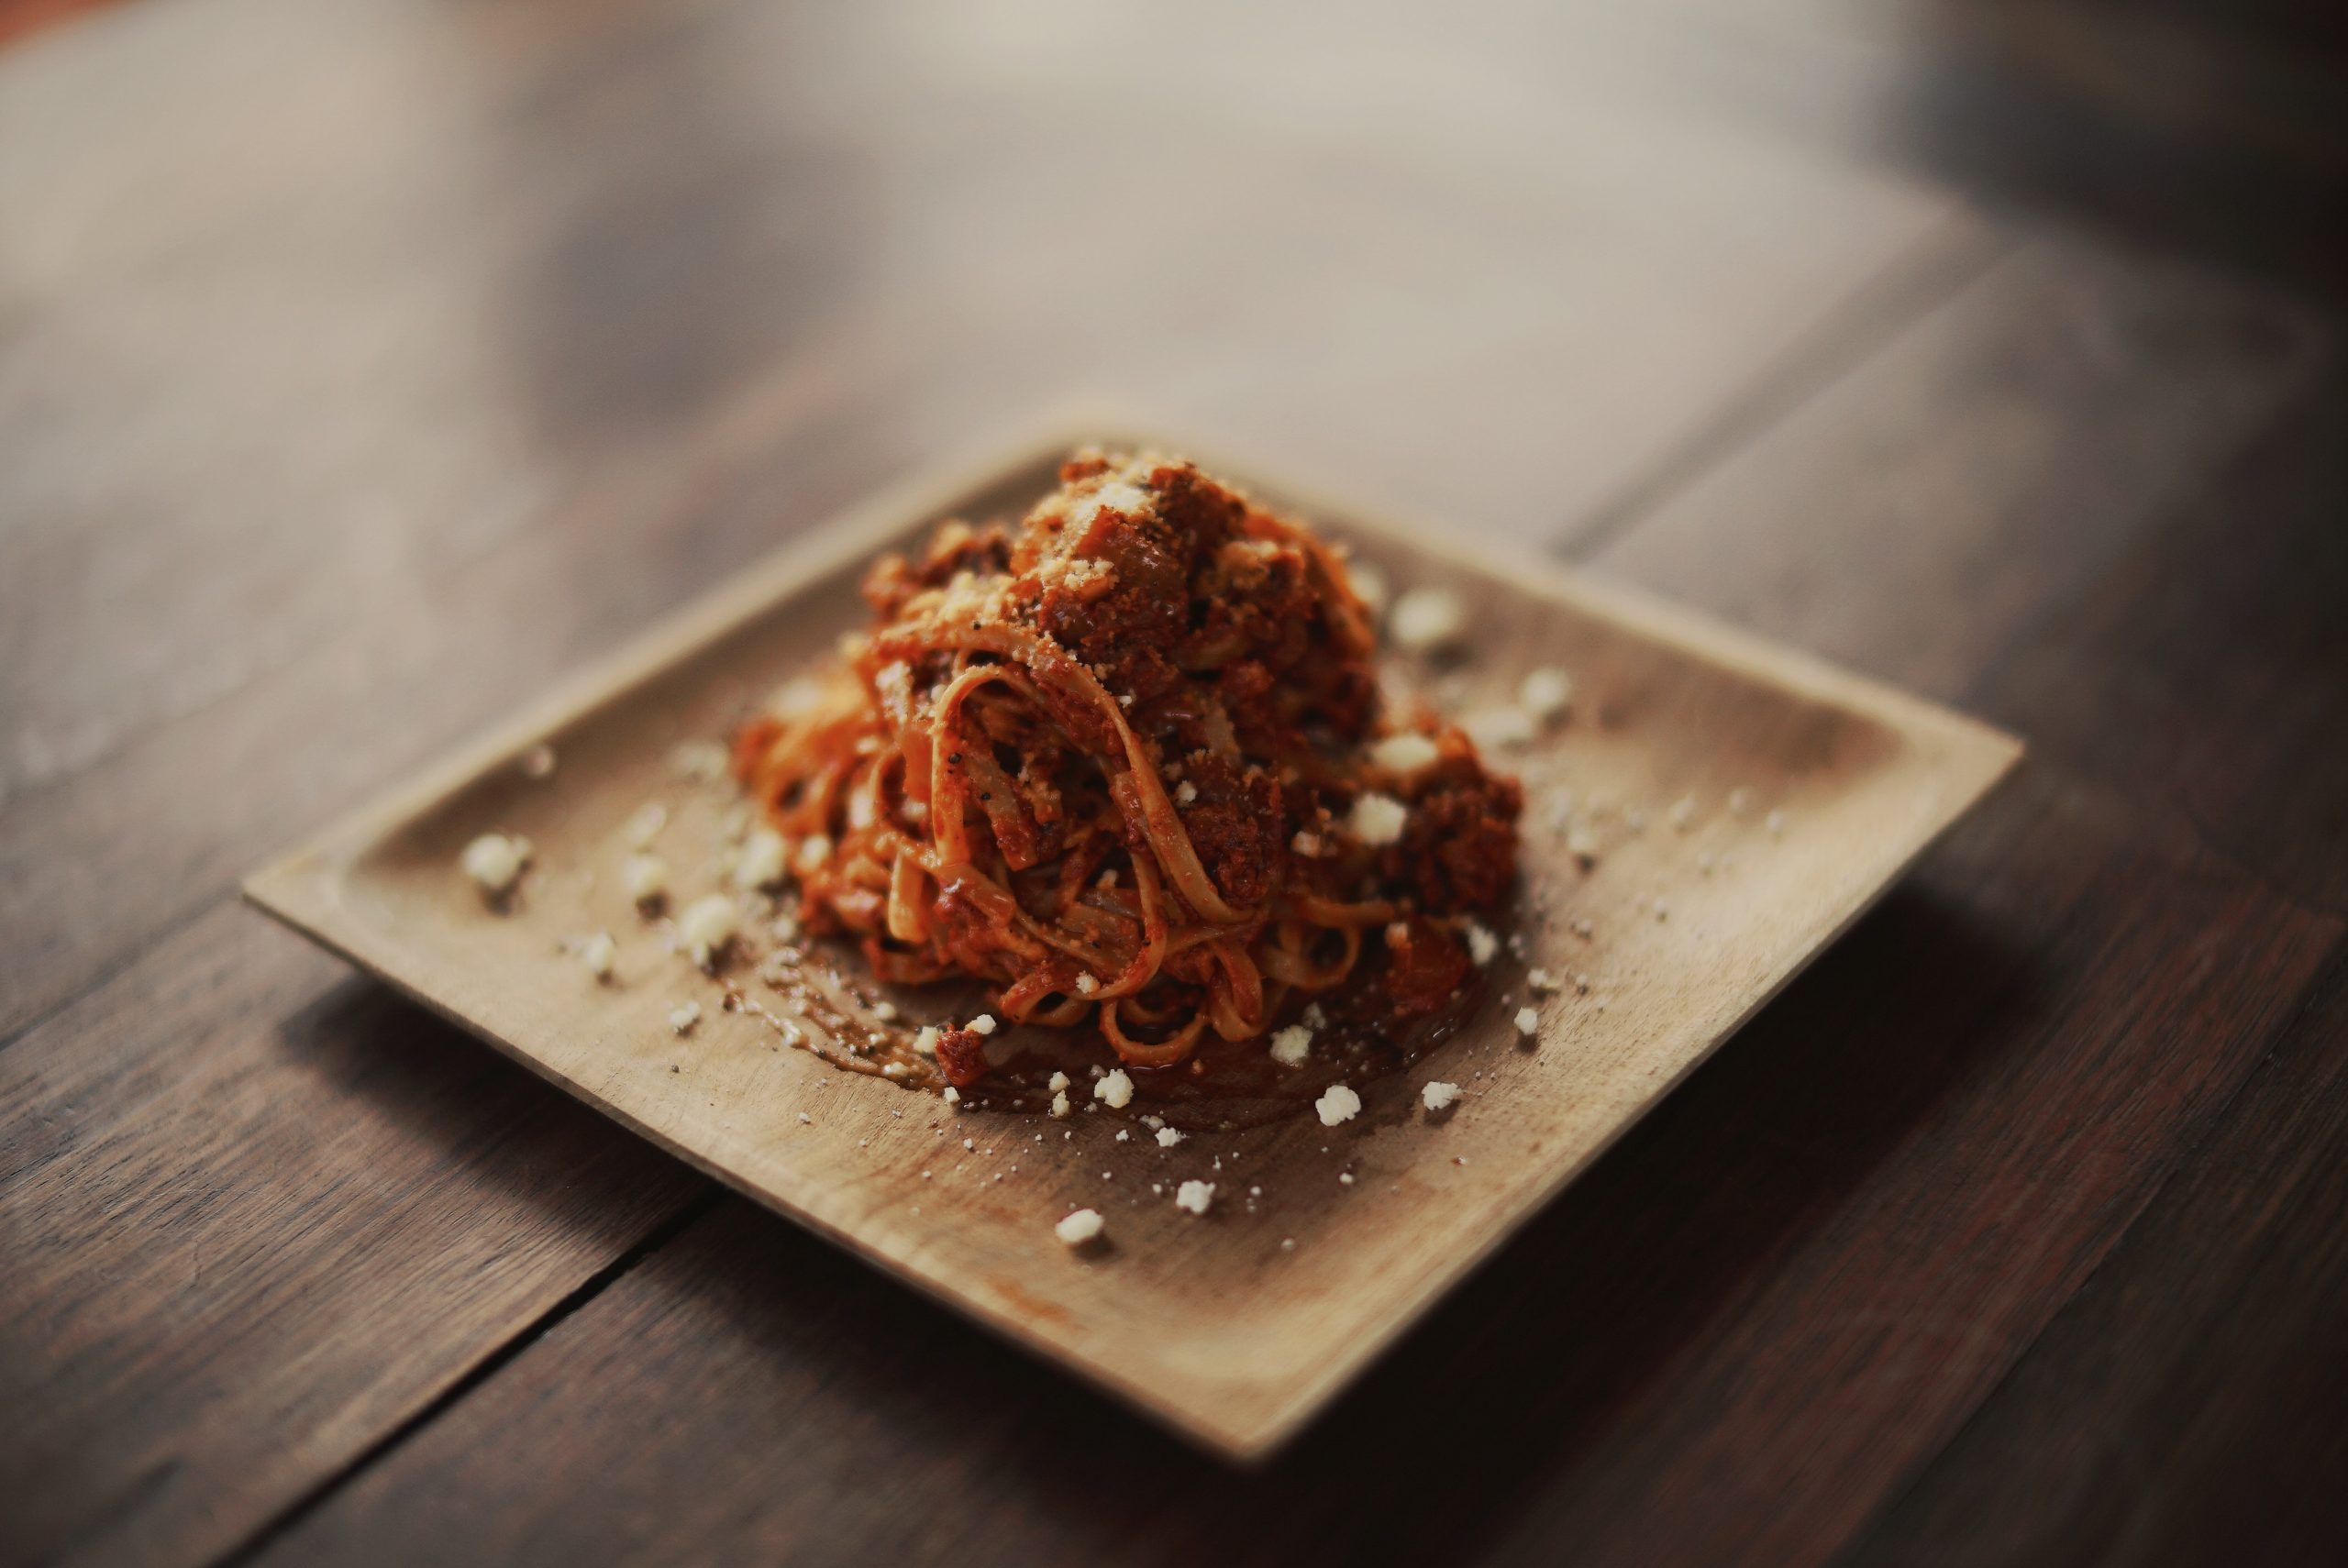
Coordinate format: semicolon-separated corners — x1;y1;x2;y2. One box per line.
519;743;558;779
1315;1083;1362;1126
668;1000;701;1034
1269;1025;1313;1067
1519;667;1574;722
1175;1180;1216;1216
1566;826;1601;866
1514;1006;1541;1037
670;739;730;781
1368;733;1440;774
943;1086;960;1104
1074;973;1100;996
1055;1209;1105;1245
1389;585;1466;650
1291;830;1323;857
794;834;834;875
460;833;529;897
1047;1071;1070;1094
622;852;670;905
1527;967;1560;993
1174;780;1198;805
677;894;740;966
914;1026;939;1058
1346;558;1390;615
1156;1126;1184;1148
1050;1090;1071;1119
1462;705;1536;751
624;801;669;849
1095;1069;1134;1109
967;1013;998;1035
1464;922;1499;966
1423;1080;1462;1111
577;932;615;980
732;827;789;891
1348;792;1410;846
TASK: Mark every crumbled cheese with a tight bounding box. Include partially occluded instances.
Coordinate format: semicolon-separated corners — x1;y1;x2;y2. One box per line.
1464;922;1499;966
577;931;616;980
1462;706;1536;751
1519;667;1574;722
1156;1126;1184;1148
622;852;670;905
914;1026;939;1058
1175;779;1198;805
668;1000;701;1034
943;1086;960;1104
1348;792;1409;846
1423;1080;1462;1111
1269;1025;1313;1067
1566;826;1601;866
1050;1090;1071;1118
1074;973;1100;996
1389;586;1466;650
794;834;834;875
732;828;789;891
1527;967;1559;993
1302;1002;1327;1029
1291;831;1323;857
1095;1069;1135;1109
671;739;730;781
1368;733;1440;774
624;801;669;849
519;743;558;779
1514;1006;1541;1037
797;1111;812;1123
872;1001;897;1022
677;894;741;966
460;833;529;897
1047;1070;1070;1093
1175;1180;1216;1216
1315;1083;1362;1126
967;1013;999;1036
1055;1209;1105;1245
1346;558;1390;615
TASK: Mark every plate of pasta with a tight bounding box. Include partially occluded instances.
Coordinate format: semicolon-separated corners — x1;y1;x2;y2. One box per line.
247;421;2019;1457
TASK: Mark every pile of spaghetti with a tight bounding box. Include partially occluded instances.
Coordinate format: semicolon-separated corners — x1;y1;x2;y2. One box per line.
732;451;1521;1088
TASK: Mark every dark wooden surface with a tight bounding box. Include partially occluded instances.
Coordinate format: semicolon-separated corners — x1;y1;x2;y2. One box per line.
6;2;2347;1565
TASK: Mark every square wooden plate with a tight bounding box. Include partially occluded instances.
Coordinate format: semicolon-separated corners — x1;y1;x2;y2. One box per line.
245;421;2021;1460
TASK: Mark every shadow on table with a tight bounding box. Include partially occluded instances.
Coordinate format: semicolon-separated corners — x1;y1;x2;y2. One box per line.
652;873;2049;1566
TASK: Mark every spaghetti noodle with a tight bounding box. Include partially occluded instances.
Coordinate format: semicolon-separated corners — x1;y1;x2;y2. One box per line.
732;451;1521;1088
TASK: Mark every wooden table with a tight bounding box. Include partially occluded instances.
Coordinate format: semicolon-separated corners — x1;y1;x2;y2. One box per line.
6;2;2346;1564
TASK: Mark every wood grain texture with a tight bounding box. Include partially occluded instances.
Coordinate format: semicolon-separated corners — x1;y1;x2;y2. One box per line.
239;248;2348;1563
244;426;2019;1456
0;906;706;1568
243;767;2339;1568
1841;950;2348;1568
9;0;2348;1560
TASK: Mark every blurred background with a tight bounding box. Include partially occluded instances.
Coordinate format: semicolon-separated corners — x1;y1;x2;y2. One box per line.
8;3;2348;1566
5;0;2343;822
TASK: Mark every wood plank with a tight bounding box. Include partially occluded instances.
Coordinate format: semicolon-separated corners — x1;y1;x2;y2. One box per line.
231;233;2347;1564
1841;951;2348;1567
1590;230;2331;701
0;906;707;1568
0;0;1954;808
238;766;2341;1568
